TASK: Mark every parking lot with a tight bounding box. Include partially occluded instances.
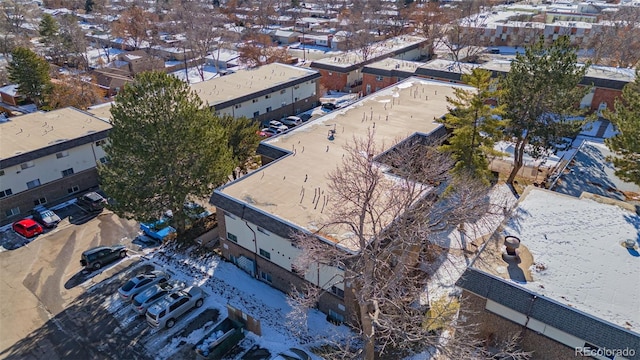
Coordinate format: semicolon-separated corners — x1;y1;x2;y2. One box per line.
0;202;340;360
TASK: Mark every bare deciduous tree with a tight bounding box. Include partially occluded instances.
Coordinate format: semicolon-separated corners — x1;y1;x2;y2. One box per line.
111;5;158;50
586;7;640;68
289;130;509;359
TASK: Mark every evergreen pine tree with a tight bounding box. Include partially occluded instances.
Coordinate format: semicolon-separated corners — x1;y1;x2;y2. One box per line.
605;68;640;185
99;71;234;235
7;47;51;107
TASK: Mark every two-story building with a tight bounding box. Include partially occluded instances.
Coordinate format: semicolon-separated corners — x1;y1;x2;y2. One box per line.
0;107;111;225
209;77;472;322
190;63;321;124
310;35;430;94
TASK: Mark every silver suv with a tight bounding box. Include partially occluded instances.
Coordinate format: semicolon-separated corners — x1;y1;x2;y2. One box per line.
145;286;204;328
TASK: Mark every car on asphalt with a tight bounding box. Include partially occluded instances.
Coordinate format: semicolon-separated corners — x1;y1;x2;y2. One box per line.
118;270;171;302
12;218;44;238
132;281;181;315
146;286;204;328
280;116;302;128
321;102;337;111
80;245;127;270
76;192;107;212
31;206;61;228
268;120;288;133
272;348;312;360
258;128;277;137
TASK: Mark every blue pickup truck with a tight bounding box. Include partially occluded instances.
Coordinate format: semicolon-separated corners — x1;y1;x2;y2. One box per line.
140;218;176;242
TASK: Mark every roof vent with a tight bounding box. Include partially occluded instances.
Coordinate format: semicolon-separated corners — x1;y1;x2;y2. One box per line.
503;235;521;261
623;239;637;249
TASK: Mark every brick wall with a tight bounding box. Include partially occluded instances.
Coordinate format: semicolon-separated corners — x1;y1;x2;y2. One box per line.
317;69;348;93
362;74;399;95
461;291;579;360
0;168;99;225
591;87;622;112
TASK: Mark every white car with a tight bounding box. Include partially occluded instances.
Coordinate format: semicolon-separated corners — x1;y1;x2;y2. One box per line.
280;116;302;128
268;120;288;133
118;270;171;301
146;286;204;328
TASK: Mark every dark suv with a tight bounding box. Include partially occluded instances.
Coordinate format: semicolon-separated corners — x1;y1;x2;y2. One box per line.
77;192;107;212
80;245;127;270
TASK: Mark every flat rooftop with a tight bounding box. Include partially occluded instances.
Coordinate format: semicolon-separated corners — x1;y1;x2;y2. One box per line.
311;35;427;69
419;59;479;74
0;107;111;160
473;187;640;332
219;78;473;250
364;58;425;72
480;59;636;83
189;63;319;107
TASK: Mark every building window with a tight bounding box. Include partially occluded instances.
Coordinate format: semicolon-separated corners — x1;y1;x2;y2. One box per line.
259;248;271;259
376;75;383;81
0;188;12;198
21;161;34;170
266;106;272;112
95;140;106;147
257;227;270;236
26;179;41;189
56;151;69;158
0;170;4;176
227;232;238;242
253;111;260;118
33;197;47;206
331;286;345;298
280;89;286;94
5;207;20;217
235;104;242;109
99;157;108;164
294;85;299;90
252;99;258;103
259;270;272;283
67;185;80;194
62;168;74;177
328;309;344;323
265;94;271;99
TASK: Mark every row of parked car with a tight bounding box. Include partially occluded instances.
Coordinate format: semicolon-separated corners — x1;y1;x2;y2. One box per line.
11;191;108;239
116;269;205;328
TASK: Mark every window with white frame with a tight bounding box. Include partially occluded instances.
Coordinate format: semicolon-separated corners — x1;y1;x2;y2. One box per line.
5;207;20;217
0;188;12;198
33;197;47;206
56;151;69;158
61;168;74;177
21;161;34;170
67;185;80;194
227;232;238;242
259;248;271;259
331;285;345;298
99;157;108;164
259;270;272;283
26;179;41;189
376;75;383;81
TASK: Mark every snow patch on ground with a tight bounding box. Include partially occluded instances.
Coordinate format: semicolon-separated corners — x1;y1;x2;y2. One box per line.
170;65;218;84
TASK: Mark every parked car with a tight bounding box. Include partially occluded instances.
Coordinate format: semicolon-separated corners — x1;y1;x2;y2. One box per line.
118;270;171;301
258;128;277;137
80;245;127;270
280;116;302;128
132;281;180;315
12;218;43;238
146;286;204;328
321;102;337;111
76;192;107;212
268;120;288;133
31;206;61;228
273;348;311;360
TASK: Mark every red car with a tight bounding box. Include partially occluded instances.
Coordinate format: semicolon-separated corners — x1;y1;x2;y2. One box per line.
12;218;44;238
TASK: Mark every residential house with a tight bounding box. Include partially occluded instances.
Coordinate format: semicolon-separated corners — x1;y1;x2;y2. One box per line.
0;108;111;226
210;77;473;321
190;63;321;124
0;85;24;107
456;187;640;360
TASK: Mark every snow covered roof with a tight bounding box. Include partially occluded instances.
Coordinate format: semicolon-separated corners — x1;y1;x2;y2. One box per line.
0;84;19;97
471;187;640;333
551;140;640;202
